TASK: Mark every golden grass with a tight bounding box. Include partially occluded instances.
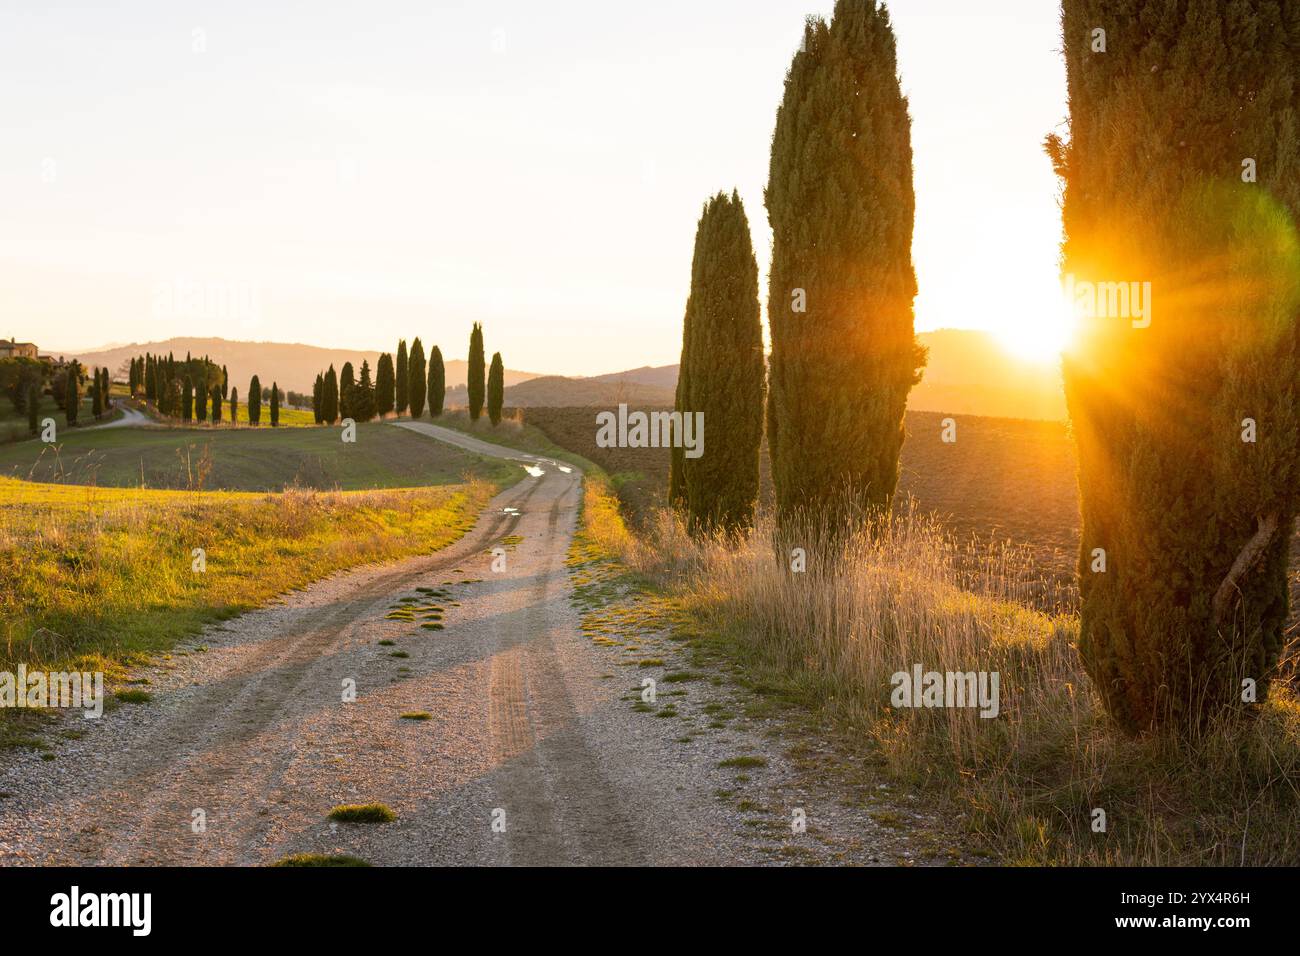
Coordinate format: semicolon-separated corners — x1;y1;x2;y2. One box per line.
582;479;1300;865
0;475;495;673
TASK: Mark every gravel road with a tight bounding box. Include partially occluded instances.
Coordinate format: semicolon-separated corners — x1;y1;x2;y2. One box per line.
0;421;949;866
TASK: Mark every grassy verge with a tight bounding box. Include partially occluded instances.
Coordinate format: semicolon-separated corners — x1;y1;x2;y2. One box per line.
0;474;508;675
574;476;1300;865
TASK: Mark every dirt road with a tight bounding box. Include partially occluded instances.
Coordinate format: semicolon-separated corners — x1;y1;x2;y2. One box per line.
0;422;939;866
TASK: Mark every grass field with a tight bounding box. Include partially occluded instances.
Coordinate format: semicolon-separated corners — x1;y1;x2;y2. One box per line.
0;475;504;675
523;405;1300;624
0;420;521;491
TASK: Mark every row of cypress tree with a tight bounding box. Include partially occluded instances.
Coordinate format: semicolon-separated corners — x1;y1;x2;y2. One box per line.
671;0;922;542
671;0;1296;733
311;324;505;426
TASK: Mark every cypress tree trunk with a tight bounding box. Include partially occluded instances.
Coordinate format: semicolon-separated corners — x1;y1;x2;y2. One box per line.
1054;0;1300;733
487;352;504;426
396;339;409;415
408;338;426;419
468;323;485;421
428;346;445;417
675;191;765;537
765;1;923;537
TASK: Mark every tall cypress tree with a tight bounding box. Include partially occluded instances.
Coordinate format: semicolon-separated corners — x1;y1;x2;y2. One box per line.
427;346;445;417
229;387;238;426
64;364;79;426
339;362;355;420
765;1;923;535
91;368;103;420
376;353;395;417
211;384;223;423
323;365;339;423
313;373;324;423
487;352;504;426
408;338;427;419
248;375;261;426
467;323;485;421
1052;0;1300;732
671;191;766;537
27;383;40;436
395;339;409;415
270;381;280;427
101;368;110;410
181;377;193;422
196;375;208;421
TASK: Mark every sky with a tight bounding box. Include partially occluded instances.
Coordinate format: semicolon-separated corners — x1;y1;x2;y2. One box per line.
0;0;1070;375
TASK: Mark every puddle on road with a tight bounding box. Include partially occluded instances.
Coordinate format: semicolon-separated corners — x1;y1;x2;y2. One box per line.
523;465;545;477
557;465;572;473
502;507;520;515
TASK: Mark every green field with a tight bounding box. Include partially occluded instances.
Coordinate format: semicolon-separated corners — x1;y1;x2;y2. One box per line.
0;421;521;491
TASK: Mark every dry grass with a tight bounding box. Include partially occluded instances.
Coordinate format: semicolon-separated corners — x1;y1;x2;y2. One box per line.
592;488;1300;865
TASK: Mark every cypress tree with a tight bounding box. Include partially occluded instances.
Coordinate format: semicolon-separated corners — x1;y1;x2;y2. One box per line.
395;339;409;415
248;375;261;426
673;191;766;537
467;323;485;421
211;384;223;423
487;352;504;426
221;365;229;399
68;364;81;423
27;383;40;436
230;387;238;426
313;373;324;423
181;377;193;422
339;362;355;420
765;2;924;535
101;368;110;409
408;338;427;419
270;381;280;427
349;360;376;422
196;376;208;421
323;365;339;423
91;369;103;420
376;353;395;417
1052;0;1300;732
427;346;445;417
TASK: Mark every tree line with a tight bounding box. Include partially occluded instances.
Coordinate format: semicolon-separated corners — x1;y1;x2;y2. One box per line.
667;0;1298;733
125;351;281;426
311;323;505;426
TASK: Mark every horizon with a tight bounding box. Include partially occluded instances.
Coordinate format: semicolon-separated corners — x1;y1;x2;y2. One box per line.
2;0;1070;376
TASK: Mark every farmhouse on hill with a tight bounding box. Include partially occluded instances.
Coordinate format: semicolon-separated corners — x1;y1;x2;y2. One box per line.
0;338;38;359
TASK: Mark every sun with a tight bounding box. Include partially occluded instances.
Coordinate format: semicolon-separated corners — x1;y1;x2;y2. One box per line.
992;291;1079;364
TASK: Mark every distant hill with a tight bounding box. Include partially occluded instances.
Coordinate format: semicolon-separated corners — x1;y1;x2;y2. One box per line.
69;337;542;396
580;330;1067;421
585;364;680;390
